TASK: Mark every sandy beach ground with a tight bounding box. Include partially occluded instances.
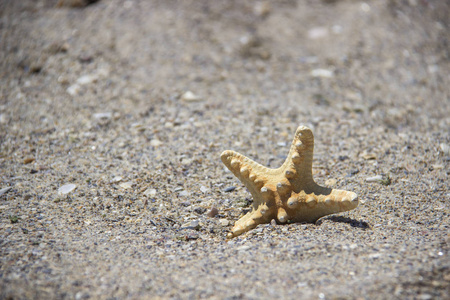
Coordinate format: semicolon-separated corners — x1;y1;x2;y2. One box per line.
1;0;449;299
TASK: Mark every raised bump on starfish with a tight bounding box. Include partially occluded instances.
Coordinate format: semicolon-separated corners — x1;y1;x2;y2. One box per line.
221;125;359;238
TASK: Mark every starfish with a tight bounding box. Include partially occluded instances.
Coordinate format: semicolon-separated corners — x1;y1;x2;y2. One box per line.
221;125;359;238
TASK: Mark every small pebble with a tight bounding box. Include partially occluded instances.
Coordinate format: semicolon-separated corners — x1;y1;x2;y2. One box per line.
362;153;377;160
439;143;449;155
178;190;190;197
206;207;219;218
93;112;112;120
23;157;35;164
150;139;163;147
366;175;383;182
219;219;229;226
193;207;206;214
308;27;329;39
185;233;199;240
111;176;123;183
253;1;271;17
58;184;77;195
224;186;236;192
143;188;157;197
0;114;7;124
181;220;200;230
119;182;133;189
181;91;202;102
76;74;98;85
0;187;12;196
310;69;334;78
200;186;209;193
347;169;359;177
67;84;81;96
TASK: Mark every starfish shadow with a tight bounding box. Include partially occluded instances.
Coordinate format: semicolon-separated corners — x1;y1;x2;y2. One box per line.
316;215;371;229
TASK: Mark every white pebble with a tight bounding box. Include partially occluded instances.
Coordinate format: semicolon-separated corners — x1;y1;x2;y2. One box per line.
219;219;230;226
93;112;112;120
58;184;77;195
111;176;123;183
66;84;81;96
181;91;202;102
178;190;190;197
76;74;98;85
119;182;133;189
0;187;12;196
143;188;157;197
150;139;163;147
439;143;449;155
307;27;328;39
311;69;334;78
365;175;383;182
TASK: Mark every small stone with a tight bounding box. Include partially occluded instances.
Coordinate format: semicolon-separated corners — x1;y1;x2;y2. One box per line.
56;0;99;7
194;207;206;214
310;69;334;78
119;182;133;189
185;233;199;240
206;207;219;218
143;188;157;197
0;187;12;196
76;74;98;85
439;143;450;155
181;91;202;102
181;220;200;230
111;176;123;183
58;184;77;195
178;190;190;197
181;158;193;165
47;41;69;54
366;175;383;182
308;27;329;39
254;2;271;17
93;112;112;120
362;153;377;160
78;53;93;63
0;114;8;124
224;186;236;193
347;169;360;177
200;186;209;193
150;139;163;147
67;84;81;96
219;219;229;226
23;157;35;164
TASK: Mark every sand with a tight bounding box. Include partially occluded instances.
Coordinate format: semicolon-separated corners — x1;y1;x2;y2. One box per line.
1;0;449;299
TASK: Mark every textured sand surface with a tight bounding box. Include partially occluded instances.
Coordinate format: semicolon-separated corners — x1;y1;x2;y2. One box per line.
1;1;449;299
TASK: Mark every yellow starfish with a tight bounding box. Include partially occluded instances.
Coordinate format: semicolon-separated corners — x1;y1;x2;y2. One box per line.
221;125;359;238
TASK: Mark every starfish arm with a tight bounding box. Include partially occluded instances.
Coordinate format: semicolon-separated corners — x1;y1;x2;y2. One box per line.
288;189;359;223
221;150;272;201
281;126;317;190
227;203;275;238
